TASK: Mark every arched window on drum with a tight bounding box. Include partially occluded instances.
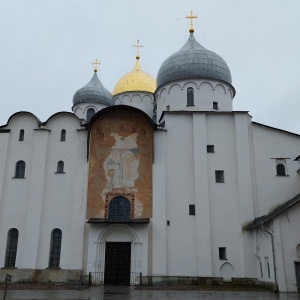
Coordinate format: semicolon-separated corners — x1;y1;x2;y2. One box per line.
108;196;131;222
187;87;194;106
86;108;95;121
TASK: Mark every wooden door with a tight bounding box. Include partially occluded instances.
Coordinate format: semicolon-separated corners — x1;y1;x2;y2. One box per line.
104;242;131;285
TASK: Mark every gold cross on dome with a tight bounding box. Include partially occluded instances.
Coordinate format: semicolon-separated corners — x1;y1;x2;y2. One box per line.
92;59;100;72
186;10;197;33
132;40;144;59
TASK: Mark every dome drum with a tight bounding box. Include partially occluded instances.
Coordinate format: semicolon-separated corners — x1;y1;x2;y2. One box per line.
155;78;234;118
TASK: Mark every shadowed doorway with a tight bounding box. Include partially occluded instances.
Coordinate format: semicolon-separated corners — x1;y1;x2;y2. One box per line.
104;242;131;285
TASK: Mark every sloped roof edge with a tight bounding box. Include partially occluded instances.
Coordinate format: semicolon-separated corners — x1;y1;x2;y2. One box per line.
244;193;300;230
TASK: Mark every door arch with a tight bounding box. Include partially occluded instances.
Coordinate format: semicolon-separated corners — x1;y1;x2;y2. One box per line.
95;224;141;285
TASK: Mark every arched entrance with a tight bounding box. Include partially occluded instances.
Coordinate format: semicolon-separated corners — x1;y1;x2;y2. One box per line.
104;242;131;285
95;224;141;285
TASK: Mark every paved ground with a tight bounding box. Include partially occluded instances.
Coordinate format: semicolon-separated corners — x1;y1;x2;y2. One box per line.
1;286;300;300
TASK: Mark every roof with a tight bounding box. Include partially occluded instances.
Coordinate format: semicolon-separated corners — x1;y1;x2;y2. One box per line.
244;193;300;230
73;72;113;106
157;33;233;90
112;59;156;96
253;122;300;138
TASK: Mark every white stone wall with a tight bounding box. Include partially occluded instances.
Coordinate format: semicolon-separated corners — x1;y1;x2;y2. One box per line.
152;112;247;278
155;79;234;121
276;203;300;292
72;103;109;121
252;201;300;293
151;110;300;287
1;106;300;289
252;124;300;216
114;92;155;119
0;112;88;275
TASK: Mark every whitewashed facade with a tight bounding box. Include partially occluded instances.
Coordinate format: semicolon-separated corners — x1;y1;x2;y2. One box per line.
0;29;300;293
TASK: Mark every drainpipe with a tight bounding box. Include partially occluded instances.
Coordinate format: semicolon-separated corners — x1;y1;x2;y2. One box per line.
261;225;279;293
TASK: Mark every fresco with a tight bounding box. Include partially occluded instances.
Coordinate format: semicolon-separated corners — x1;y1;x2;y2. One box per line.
104;132;140;189
87;107;153;220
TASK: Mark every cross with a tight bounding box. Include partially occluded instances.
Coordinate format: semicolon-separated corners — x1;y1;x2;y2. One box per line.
92;59;100;72
132;40;144;59
186;10;197;33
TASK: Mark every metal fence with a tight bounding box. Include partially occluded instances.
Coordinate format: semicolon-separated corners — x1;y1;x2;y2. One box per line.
88;272;141;286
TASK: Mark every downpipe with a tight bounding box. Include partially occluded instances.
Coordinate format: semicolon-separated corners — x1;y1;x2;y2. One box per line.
261;225;279;293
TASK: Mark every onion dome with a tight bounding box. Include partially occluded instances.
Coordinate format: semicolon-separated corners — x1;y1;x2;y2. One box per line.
73;66;113;106
112;57;156;96
157;32;232;88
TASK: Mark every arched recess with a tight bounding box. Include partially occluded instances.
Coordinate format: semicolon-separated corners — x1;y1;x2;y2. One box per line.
167;83;183;94
157;87;168;98
95;224;142;284
220;262;235;282
182;81;198;90
199;81;214;91
215;84;227;94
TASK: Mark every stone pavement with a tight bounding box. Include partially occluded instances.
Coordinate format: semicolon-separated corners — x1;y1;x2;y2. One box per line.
1;286;300;300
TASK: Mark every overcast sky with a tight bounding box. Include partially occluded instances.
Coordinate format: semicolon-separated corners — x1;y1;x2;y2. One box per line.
0;0;300;133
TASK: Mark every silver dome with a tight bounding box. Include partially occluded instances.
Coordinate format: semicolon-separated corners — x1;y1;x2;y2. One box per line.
157;33;232;88
73;72;113;106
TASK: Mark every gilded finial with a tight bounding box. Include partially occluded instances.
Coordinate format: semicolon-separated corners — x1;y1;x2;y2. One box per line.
132;39;144;60
186;10;197;33
92;59;100;72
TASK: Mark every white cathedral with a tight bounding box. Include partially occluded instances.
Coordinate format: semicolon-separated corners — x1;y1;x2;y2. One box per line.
0;15;300;293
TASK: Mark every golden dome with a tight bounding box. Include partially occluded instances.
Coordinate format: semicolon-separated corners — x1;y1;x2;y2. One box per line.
112;58;156;96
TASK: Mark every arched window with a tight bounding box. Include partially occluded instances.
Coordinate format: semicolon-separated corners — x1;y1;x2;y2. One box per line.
15;160;25;178
187;87;194;106
56;161;64;173
5;228;19;267
276;164;286;176
60;129;66;141
86;108;95;121
108;196;131;222
49;229;62;268
19;129;24;141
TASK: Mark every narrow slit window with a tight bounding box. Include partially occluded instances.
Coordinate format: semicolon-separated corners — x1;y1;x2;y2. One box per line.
5;228;19;268
15;160;25;178
215;170;224;183
19;129;24;141
60;129;66;141
56;161;64;173
187;87;194;106
267;261;270;278
189;204;195;215
213;102;219;110
219;247;227;260
49;229;62;268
